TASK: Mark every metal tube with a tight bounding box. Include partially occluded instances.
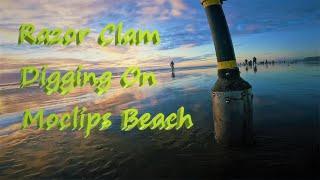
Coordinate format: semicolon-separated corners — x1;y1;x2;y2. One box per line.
200;0;254;145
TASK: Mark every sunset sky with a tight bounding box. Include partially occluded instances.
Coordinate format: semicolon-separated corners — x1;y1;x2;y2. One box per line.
0;0;319;68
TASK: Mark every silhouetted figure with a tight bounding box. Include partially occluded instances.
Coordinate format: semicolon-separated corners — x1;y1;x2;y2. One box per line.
244;59;248;65
265;60;268;64
170;60;175;71
253;57;257;65
170;60;175;78
248;60;253;67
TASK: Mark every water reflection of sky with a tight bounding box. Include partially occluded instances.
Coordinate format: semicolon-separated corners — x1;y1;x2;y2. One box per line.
0;62;319;178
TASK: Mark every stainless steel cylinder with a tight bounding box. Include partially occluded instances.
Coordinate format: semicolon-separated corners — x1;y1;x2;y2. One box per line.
212;89;253;145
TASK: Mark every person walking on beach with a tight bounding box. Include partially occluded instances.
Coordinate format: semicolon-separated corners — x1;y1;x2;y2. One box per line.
170;60;175;78
170;60;175;71
253;57;257;65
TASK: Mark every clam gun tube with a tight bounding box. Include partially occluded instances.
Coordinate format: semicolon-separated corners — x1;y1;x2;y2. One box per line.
200;0;253;145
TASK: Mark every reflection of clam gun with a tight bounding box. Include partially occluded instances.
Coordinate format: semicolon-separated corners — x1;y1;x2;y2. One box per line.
200;0;253;145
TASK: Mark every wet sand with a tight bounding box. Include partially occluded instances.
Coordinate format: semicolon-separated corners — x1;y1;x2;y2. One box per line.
0;62;319;179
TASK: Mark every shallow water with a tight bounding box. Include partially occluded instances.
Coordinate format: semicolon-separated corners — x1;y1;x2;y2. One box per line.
0;62;319;179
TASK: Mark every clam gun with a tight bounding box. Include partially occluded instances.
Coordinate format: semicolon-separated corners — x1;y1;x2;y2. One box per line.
200;0;253;145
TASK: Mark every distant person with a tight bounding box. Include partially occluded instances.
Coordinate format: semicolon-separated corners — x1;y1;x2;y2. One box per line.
249;60;252;66
170;60;175;71
265;60;268;64
245;59;248;65
253;57;257;65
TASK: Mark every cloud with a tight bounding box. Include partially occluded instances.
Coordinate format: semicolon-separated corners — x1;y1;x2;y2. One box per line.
136;0;188;22
170;0;187;16
185;24;195;33
0;0;113;30
0;0;319;65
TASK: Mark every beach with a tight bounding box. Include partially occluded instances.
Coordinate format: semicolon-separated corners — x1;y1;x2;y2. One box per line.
0;61;319;178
